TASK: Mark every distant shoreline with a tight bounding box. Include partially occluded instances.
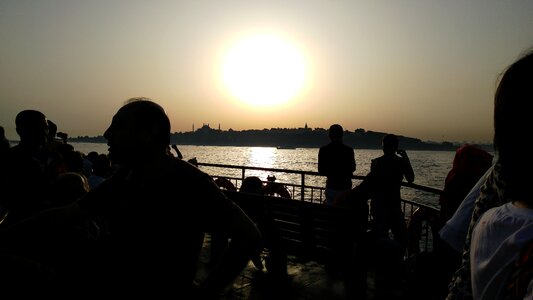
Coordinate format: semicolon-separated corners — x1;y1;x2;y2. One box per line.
66;139;493;152
67;126;492;152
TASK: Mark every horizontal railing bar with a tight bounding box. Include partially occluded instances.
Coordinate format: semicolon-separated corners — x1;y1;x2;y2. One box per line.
198;162;443;196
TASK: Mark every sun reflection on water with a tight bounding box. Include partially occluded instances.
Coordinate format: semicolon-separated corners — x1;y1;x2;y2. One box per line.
241;147;277;181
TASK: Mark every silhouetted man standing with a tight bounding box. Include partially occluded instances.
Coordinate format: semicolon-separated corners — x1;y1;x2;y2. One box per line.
318;124;356;205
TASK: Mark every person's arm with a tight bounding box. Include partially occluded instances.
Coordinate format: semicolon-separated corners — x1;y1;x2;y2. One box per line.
398;149;414;183
195;179;263;297
0;201;84;248
318;148;326;175
171;144;183;160
350;148;356;173
198;204;262;296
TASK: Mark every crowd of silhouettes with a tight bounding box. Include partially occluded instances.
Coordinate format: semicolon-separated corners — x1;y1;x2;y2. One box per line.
0;99;262;299
1;47;532;299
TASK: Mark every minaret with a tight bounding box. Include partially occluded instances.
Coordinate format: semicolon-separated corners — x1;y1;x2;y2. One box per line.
192;123;195;132
218;123;221;131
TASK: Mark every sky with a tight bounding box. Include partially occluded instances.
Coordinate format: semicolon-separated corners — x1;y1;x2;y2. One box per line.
1;1;532;144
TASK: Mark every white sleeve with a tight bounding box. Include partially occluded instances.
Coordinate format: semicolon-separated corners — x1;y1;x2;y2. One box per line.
438;166;493;253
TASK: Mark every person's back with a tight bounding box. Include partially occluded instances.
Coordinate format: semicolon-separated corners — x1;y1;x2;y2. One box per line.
469;201;533;299
318;124;356;205
77;98;262;297
369;134;414;209
368;134;414;253
82;156;246;294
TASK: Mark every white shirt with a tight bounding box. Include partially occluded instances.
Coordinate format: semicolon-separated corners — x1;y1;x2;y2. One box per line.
470;202;533;300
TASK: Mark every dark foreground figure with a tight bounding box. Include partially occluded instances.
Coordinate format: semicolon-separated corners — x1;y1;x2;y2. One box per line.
0;98;262;299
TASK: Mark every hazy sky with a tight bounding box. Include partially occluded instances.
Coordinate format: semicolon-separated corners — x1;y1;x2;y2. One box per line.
1;1;532;143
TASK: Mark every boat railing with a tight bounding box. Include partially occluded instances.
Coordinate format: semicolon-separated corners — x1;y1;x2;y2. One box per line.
197;162;442;254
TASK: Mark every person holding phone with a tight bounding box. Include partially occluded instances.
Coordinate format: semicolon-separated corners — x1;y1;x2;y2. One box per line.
367;134;415;255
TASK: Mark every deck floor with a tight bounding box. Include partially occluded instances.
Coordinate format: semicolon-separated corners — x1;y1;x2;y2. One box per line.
195;237;424;300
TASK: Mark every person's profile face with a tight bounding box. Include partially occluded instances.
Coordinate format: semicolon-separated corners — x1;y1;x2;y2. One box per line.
104;108;137;165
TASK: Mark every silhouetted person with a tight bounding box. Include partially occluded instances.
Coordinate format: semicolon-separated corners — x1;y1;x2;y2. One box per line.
439;144;493;224
420;144;493;298
0;110;53;225
263;175;291;199
318;124;356;205
368;134;414;255
0;98;262;298
240;176;264;194
447;49;533;300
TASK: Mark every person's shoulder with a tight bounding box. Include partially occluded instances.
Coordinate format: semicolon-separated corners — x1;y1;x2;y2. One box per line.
166;157;215;184
371;156;384;163
344;144;354;151
319;143;331;150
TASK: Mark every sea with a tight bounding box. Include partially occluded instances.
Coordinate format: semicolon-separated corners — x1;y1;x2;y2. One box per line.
71;142;482;209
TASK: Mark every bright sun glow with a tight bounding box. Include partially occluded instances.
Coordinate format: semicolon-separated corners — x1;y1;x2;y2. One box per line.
222;35;306;108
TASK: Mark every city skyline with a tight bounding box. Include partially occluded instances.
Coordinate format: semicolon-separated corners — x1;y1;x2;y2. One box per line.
68;123;491;149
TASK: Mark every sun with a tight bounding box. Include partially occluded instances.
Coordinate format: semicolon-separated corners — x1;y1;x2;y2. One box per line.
222;35;306;108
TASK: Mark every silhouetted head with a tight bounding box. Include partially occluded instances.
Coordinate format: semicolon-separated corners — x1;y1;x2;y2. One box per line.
493;49;533;201
51;172;89;206
451;144;493;173
328;124;343;141
15;110;49;149
382;134;399;155
240;176;264;194
86;151;99;163
104;98;170;165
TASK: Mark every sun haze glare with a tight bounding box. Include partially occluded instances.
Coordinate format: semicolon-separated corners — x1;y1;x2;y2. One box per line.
222;35;306;108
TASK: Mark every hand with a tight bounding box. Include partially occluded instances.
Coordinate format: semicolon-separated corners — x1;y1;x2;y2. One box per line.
397;149;408;158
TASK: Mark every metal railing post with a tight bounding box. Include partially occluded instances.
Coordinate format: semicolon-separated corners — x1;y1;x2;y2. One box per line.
301;173;305;201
